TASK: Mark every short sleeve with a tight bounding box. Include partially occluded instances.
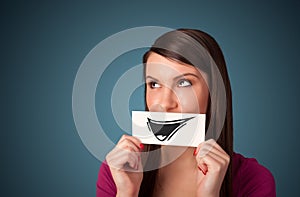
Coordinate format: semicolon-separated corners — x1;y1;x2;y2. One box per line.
96;161;117;197
233;153;276;197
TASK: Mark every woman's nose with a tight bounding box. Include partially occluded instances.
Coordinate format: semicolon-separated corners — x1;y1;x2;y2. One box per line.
152;88;178;112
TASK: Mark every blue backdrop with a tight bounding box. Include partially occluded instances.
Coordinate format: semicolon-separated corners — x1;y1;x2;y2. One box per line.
2;0;299;196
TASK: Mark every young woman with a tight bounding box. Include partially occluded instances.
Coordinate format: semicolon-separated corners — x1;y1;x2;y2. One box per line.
96;29;276;197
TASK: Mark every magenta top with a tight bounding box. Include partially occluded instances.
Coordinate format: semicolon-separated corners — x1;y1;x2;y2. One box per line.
96;152;276;196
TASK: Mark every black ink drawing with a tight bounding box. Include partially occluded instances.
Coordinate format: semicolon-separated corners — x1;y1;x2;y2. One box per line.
147;117;195;141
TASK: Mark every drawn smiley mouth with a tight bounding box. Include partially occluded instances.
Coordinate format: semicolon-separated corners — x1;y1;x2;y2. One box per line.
147;117;195;141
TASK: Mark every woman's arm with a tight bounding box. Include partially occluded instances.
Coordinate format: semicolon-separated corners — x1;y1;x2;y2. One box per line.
194;139;230;197
96;161;117;197
97;135;143;197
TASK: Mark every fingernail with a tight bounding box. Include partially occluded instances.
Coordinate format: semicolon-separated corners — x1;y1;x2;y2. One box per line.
198;166;206;175
193;148;197;156
198;166;203;173
140;143;144;150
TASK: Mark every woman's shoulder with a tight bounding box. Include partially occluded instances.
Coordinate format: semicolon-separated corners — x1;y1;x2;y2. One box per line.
96;161;117;197
232;152;276;196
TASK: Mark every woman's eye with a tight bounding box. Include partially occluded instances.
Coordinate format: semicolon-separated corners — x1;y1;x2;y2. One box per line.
150;81;161;88
178;79;192;87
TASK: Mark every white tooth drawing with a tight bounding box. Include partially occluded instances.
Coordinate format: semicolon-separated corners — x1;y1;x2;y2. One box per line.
147;117;195;141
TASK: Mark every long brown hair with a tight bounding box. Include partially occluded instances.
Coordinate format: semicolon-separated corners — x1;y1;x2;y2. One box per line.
139;29;233;197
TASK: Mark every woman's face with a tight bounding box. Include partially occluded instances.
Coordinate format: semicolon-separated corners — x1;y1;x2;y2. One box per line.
145;52;209;114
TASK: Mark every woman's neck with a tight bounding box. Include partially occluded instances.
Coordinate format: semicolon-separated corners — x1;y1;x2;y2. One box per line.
160;146;196;170
154;146;200;196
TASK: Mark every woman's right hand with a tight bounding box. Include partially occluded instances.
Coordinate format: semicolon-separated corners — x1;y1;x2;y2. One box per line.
106;135;143;197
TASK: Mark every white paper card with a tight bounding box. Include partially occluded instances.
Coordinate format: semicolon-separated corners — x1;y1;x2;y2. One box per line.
132;111;206;147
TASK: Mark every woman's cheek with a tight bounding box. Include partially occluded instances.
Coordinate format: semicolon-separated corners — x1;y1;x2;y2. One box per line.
175;89;200;113
146;91;155;108
146;90;164;110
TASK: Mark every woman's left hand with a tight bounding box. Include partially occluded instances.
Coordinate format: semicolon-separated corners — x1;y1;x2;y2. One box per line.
194;139;230;197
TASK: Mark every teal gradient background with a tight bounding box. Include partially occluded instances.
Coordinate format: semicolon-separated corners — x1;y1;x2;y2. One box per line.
2;0;299;196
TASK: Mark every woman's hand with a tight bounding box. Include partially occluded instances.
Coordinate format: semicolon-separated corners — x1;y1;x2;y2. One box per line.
194;139;230;197
106;135;144;197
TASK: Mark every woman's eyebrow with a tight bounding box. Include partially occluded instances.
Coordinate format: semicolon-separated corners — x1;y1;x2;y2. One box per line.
145;76;159;81
146;73;200;81
173;73;200;81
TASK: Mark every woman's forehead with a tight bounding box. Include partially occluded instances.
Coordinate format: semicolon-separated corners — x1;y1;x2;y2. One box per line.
145;52;200;76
